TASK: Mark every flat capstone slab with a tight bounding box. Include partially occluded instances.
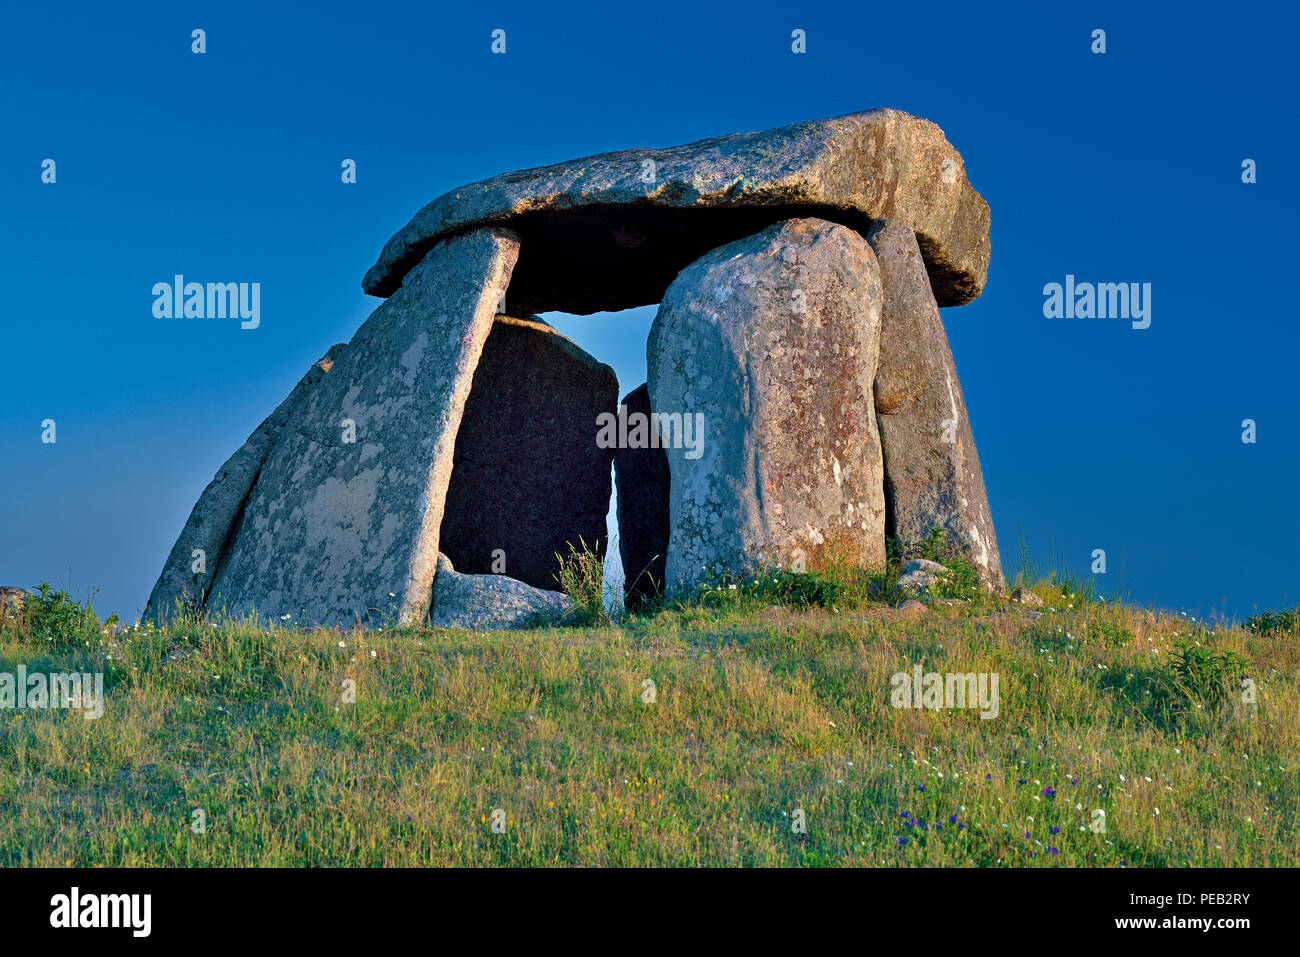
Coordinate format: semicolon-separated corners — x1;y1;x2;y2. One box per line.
363;109;991;313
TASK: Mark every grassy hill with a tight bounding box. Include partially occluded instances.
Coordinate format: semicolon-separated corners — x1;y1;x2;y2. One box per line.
1;564;1296;867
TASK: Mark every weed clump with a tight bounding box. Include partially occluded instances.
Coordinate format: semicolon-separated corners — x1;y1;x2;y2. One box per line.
1169;636;1248;713
1244;607;1297;636
553;537;609;626
3;582;117;650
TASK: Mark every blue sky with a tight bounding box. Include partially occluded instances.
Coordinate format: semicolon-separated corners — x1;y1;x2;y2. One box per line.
2;0;1296;621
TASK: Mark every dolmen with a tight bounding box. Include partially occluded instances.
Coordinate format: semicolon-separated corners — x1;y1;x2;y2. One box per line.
145;108;1002;628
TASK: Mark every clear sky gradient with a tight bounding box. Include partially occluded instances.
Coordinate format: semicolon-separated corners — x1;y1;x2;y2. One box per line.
2;0;1296;621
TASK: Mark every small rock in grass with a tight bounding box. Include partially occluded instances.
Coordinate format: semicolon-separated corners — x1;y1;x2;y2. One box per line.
897;559;952;597
1011;586;1044;610
429;553;573;630
0;585;34;623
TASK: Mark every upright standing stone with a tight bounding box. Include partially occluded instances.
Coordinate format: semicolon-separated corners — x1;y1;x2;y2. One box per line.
648;217;887;596
439;315;618;591
143;344;347;623
613;383;669;609
208;227;520;626
866;220;1002;590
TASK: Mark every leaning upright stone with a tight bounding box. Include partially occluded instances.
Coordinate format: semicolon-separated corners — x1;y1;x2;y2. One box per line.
207;227;520;627
866;220;1002;591
648;217;887;596
143;343;347;624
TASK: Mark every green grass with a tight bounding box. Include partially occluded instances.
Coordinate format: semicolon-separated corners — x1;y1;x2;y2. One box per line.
1;581;1296;867
680;529;988;614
